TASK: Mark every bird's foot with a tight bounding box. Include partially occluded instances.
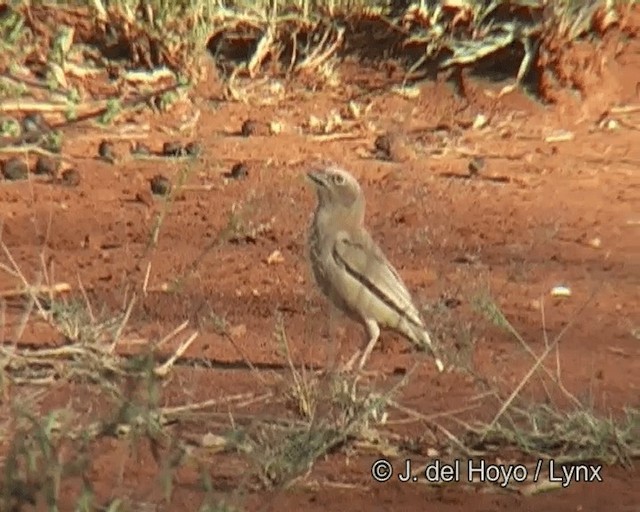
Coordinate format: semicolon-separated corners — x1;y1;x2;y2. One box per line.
337;350;360;373
335;351;385;379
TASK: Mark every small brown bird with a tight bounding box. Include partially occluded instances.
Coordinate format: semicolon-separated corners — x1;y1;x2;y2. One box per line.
306;165;444;373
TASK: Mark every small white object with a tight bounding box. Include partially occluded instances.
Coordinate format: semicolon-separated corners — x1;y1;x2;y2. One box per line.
588;237;602;248
606;119;619;130
544;130;574;143
269;81;284;95
324;110;343;133
269;121;283;135
348;100;361;119
308;114;322;131
551;286;572;297
266;249;284;265
391;85;421;98
472;114;488;129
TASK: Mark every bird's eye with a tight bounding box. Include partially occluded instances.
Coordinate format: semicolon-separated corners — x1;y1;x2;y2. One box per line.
332;174;345;185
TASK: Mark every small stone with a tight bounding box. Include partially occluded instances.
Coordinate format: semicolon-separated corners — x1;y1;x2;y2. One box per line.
468;156;485;176
98;140;116;163
2;157;29;181
185;141;201;157
241;119;259;137
60;168;80;187
374;132;415;162
162;141;184;157
150;174;171;196
34;156;60;176
374;134;392;157
225;162;248;180
21;113;49;142
22;113;47;132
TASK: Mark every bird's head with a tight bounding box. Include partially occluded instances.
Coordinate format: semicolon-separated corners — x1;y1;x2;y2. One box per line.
306;166;365;217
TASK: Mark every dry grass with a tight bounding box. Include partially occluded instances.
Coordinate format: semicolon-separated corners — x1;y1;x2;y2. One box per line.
0;0;632;164
1;232;638;508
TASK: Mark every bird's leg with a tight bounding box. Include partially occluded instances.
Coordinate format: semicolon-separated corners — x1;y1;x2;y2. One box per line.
357;319;381;370
343;350;360;372
341;320;379;373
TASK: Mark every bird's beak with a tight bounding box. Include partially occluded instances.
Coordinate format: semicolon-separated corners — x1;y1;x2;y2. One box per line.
306;170;327;188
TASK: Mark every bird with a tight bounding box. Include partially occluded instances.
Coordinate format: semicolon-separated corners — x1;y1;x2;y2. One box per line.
306;164;444;373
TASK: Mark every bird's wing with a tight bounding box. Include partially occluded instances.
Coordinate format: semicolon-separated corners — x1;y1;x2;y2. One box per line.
332;230;424;328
